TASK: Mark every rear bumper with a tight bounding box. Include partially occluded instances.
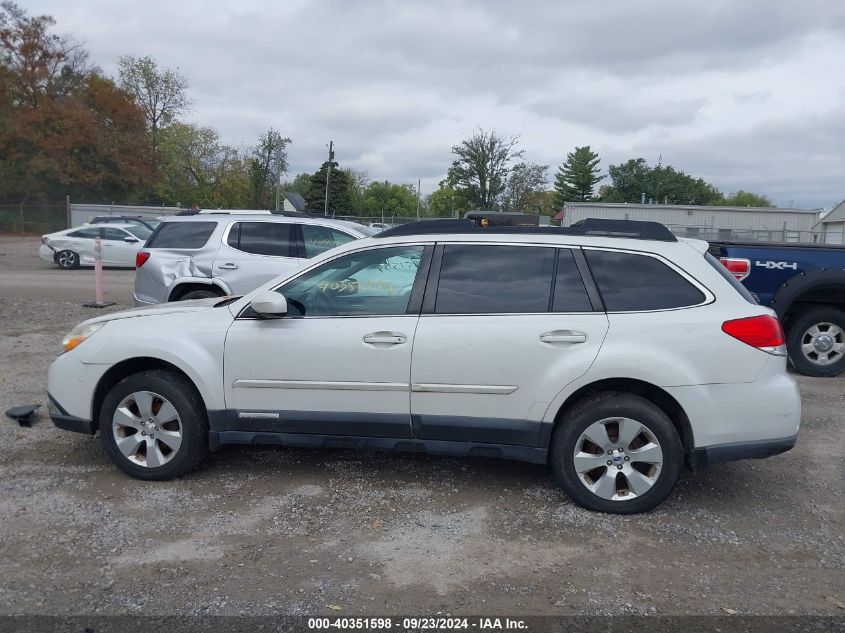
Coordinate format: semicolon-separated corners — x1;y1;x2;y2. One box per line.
692;434;797;470
132;293;158;307
48;394;95;435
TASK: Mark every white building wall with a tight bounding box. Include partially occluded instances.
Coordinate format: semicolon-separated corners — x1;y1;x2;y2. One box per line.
823;221;845;245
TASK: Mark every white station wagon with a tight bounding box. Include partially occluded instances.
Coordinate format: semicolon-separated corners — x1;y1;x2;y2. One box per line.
48;219;801;513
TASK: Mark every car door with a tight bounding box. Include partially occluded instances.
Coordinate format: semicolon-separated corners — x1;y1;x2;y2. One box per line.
102;228;139;266
214;221;300;294
224;243;432;438
410;243;609;447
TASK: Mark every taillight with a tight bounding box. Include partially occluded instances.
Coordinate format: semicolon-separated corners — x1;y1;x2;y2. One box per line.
719;257;751;281
136;251;150;268
722;315;786;355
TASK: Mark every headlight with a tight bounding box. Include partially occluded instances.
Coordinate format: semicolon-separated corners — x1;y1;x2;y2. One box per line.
61;322;106;353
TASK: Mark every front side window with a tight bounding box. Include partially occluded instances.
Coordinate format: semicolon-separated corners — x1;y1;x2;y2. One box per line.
68;228;100;239
302;225;357;258
435;245;555;314
586;249;705;311
228;222;294;257
103;228;130;241
277;245;425;316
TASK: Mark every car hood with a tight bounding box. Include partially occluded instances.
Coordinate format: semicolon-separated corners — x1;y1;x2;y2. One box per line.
81;297;224;325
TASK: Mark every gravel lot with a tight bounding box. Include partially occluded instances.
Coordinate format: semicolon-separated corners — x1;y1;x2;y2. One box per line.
0;235;842;618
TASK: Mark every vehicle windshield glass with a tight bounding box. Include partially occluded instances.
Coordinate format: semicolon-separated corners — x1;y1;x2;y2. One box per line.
126;225;153;239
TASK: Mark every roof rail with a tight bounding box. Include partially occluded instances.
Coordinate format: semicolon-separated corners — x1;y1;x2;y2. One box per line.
375;217;677;242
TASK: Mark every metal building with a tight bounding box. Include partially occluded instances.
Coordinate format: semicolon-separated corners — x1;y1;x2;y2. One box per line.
813;200;845;245
562;202;823;243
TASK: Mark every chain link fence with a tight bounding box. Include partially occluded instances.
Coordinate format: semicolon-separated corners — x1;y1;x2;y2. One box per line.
0;202;67;234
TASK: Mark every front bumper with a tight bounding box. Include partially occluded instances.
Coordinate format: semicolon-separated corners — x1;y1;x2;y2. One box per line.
48;394;95;435
38;244;56;263
692;434;797;470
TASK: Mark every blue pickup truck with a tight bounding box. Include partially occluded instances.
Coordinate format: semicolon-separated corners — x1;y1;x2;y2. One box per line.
708;241;845;377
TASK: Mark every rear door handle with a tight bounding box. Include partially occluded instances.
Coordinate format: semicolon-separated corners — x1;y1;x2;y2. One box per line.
540;330;587;344
363;332;407;345
218;263;239;270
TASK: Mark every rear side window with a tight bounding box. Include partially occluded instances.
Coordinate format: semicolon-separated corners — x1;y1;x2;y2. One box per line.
227;222;294;257
705;253;758;304
585;250;705;311
147;222;216;249
68;228;100;239
103;228;129;240
435;245;555;314
303;225;357;258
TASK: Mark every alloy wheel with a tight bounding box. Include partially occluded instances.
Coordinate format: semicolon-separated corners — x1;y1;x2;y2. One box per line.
801;322;845;366
112;391;183;468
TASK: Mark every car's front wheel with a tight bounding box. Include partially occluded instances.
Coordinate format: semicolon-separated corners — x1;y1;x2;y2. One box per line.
99;370;208;480
56;250;79;269
550;392;683;513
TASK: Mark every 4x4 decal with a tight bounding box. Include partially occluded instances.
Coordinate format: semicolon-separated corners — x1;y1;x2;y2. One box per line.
755;260;798;271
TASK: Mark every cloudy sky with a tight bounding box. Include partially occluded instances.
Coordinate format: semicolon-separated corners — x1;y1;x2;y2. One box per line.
29;0;845;209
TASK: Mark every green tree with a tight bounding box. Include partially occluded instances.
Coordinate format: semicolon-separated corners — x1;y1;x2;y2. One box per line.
247;128;290;209
281;172;313;198
600;158;723;205
503;162;549;212
446;128;524;209
305;161;352;215
343;168;369;216
118;55;189;150
426;183;470;218
553;146;603;207
362;180;417;217
719;190;773;207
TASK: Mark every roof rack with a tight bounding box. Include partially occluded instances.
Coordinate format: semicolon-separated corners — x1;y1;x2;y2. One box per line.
375;217;677;242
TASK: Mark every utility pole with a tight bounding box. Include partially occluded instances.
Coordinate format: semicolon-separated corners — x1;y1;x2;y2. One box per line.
324;140;334;216
416;179;421;219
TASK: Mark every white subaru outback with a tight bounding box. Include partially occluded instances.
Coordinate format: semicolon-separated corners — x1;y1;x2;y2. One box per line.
47;219;801;513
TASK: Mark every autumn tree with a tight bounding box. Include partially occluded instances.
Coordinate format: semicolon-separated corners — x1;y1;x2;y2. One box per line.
446;129;524;209
118;54;189;150
553;146;603;206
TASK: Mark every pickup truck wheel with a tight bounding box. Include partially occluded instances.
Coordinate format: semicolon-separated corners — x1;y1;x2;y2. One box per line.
787;308;845;377
99;370;208;480
550;392;683;514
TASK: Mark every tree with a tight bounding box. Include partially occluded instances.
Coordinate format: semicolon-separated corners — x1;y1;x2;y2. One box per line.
426;183;471;218
154;122;244;208
720;190;773;207
599;158;723;205
247;128;290;208
446;129;524;209
0;1;89;107
305;161;352;215
362;181;417;217
281;172;313;197
503;162;549;212
553;146;603;207
118;55;189;149
343;168;370;216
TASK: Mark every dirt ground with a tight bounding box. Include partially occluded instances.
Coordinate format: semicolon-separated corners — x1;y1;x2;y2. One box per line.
0;235;842;618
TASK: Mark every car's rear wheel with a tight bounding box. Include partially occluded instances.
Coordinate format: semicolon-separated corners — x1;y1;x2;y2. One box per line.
550;392;683;513
786;308;845;377
99;370;208;480
56;250;79;269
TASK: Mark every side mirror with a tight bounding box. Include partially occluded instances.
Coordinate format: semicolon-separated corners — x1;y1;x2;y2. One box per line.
123;237;138;243
250;291;288;318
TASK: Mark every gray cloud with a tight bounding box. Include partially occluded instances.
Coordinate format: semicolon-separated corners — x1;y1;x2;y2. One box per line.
26;0;845;208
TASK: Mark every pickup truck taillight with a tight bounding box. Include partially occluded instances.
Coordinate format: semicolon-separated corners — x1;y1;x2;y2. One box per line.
136;251;150;268
722;315;787;356
719;257;751;281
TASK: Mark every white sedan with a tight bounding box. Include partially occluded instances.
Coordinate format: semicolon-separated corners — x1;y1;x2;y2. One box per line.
39;224;152;269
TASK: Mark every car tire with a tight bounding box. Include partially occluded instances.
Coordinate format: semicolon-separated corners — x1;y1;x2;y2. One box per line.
550;392;683;514
99;369;208;480
786;308;845;377
178;289;221;301
56;250;79;269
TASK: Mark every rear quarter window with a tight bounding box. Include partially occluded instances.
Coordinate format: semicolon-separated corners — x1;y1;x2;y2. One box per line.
585;249;705;311
146;222;217;249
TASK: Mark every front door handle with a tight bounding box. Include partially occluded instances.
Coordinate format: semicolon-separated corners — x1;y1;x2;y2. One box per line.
218;263;239;270
540;330;587;344
363;332;407;345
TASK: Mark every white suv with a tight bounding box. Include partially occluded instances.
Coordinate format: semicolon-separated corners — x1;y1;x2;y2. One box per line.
48;219;801;513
